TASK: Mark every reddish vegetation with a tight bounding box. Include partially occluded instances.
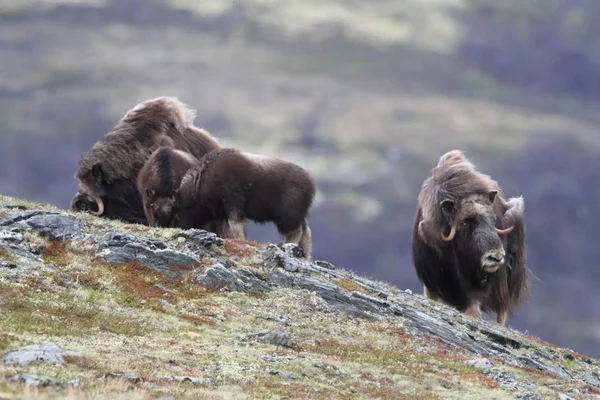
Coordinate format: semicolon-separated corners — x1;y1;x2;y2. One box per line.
370;326;411;343
524;334;561;350
432;347;470;361
179;314;216;326
41;239;70;266
224;239;265;258
63;355;99;370
0;245;10;258
457;373;499;389
112;261;175;302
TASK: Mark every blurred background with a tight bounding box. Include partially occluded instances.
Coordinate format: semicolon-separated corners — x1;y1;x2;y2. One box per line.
1;0;599;357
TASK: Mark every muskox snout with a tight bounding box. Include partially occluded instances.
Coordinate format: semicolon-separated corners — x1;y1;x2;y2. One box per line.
481;249;505;273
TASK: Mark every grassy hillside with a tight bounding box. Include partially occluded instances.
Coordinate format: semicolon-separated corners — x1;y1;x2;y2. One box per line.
1;0;600;358
2;195;600;400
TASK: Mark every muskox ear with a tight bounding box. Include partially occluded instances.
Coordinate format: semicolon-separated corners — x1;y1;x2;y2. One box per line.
488;190;499;204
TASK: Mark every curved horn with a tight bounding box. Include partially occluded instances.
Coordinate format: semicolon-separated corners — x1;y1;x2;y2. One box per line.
496;226;514;235
89;194;104;216
441;221;458;242
72;192;104;217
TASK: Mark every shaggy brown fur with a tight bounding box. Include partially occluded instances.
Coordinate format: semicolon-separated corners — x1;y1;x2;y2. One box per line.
70;96;221;225
137;146;198;228
412;150;530;325
176;148;316;260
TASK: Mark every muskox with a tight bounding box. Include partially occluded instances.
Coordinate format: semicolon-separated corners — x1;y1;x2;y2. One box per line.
137;146;199;228
176;148;316;260
411;150;530;325
70;96;220;225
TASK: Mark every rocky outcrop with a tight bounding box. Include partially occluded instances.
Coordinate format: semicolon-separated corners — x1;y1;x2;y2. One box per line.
1;196;599;400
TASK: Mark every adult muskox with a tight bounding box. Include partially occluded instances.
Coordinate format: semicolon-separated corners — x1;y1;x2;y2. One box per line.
411;150;530;325
176;148;316;260
70;96;220;225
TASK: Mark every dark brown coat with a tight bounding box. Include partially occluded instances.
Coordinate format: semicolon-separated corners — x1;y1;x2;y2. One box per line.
137;146;198;228
411;150;530;325
176;148;316;260
70;96;221;225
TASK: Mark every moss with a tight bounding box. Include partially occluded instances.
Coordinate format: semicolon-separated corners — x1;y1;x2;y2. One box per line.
0;245;17;263
40;239;70;266
333;278;370;294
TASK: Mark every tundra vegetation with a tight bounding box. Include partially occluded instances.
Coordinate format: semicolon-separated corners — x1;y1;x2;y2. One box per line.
1;195;599;400
3;0;600;359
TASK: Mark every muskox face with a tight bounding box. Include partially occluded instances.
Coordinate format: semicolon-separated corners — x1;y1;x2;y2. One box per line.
440;190;513;275
71;163;147;224
143;189;178;228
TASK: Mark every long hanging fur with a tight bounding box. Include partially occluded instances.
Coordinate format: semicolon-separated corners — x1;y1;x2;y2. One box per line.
71;96;221;225
412;149;530;325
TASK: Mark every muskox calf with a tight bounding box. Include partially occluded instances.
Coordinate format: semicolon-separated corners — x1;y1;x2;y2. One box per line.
411;150;530;325
137;146;199;227
176;148;316;260
70;96;221;225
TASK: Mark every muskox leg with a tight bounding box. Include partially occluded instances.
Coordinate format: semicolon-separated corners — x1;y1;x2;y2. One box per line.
497;310;507;326
298;221;312;261
230;219;247;240
464;301;483;320
216;219;245;240
282;221;312;261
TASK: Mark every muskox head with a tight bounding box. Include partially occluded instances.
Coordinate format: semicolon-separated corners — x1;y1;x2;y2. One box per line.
432;190;514;275
71;161;147;224
142;188;178;228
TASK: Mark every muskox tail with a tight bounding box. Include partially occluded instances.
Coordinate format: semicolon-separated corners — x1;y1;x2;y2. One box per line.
153;147;176;191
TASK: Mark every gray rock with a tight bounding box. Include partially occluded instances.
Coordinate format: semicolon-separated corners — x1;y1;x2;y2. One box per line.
3;343;82;367
1;243;42;261
161;375;213;385
518;356;571;379
8;374;67;388
175;229;224;249
314;260;336;270
466;358;494;371
244;330;298;350
0;261;17;269
558;394;573;400
261;355;291;363
96;232;201;276
263;243;310;272
475;324;532;350
1;211;83;241
0;230;23;243
15;214;83;241
196;260;269;293
0;210;54;226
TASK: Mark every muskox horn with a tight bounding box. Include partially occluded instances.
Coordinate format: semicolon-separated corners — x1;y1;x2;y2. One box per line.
441;222;458;241
72;192;105;217
90;194;105;216
496;226;514;235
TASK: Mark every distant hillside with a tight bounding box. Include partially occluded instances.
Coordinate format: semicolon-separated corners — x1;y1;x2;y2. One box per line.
2;195;600;400
1;0;600;358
